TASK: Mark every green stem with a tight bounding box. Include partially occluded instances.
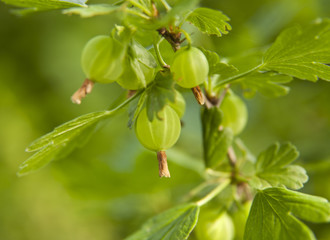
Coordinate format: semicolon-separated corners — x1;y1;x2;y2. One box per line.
107;90;142;112
126;8;151;20
179;29;192;48
196;179;231;206
153;36;168;67
128;0;152;16
160;0;172;11
205;169;231;178
214;64;263;89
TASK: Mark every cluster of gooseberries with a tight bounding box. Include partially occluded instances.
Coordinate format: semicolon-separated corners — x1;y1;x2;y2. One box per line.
72;28;246;177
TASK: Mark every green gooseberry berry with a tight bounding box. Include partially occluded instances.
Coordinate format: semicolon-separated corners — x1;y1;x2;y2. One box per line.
81;35;125;84
171;46;209;88
135;106;181;151
220;91;248;135
195;210;235;240
231;201;252;240
168;90;186;118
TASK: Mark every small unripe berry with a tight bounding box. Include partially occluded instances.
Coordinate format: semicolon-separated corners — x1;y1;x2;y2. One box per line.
81;35;125;84
231;201;252;240
220;91;248;135
135;106;181;151
168;90;186;118
195;210;234;240
171;47;209;88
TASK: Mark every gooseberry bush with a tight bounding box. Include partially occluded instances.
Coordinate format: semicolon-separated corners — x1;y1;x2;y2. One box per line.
3;0;330;239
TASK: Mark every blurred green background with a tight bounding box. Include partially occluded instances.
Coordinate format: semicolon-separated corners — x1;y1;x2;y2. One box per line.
0;0;329;239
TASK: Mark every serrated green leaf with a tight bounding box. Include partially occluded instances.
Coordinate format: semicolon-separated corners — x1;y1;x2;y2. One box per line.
26;111;111;152
199;48;221;69
19;93;140;176
244;187;330;240
19;111;110;176
240;72;293;98
187;8;231;37
127;91;147;128
199;48;238;77
211;62;238;79
126;203;199;240
157;0;199;27
262;18;330;82
202;107;234;169
63;4;119;17
250;142;308;190
125;0;199;31
131;40;157;69
2;0;87;15
145;70;176;121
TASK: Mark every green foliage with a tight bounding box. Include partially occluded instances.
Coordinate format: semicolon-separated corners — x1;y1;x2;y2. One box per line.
63;4;119;18
145;70;176;121
126;203;200;240
19;93;139;176
202;107;233;168
262;19;330;82
250;143;308;190
244;187;330;240
199;48;238;77
240;72;292;98
19;111;110;176
2;0;86;15
187;8;232;37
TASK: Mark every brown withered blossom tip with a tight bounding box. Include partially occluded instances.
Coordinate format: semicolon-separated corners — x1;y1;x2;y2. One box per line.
157;151;171;178
71;79;94;104
191;86;205;105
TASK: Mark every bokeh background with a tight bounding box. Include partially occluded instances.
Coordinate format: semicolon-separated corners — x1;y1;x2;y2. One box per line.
0;0;329;239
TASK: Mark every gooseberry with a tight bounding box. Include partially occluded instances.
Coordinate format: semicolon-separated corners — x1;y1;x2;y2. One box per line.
168;90;186;118
220;91;248;135
231;201;252;240
171;47;209;88
81;35;125;84
195;210;235;240
135;106;181;151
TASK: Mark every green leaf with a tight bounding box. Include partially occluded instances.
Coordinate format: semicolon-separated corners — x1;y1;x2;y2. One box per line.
250;142;308;190
262;18;330;82
199;48;238;77
157;0;199;27
202;107;234;169
63;4;119;18
239;72;293;98
19;93;140;176
244;187;330;240
127;91;147;128
145;70;176;121
2;0;87;15
126;203;200;240
19;111;111;176
130;40;157;69
187;8;232;37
